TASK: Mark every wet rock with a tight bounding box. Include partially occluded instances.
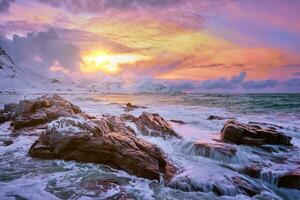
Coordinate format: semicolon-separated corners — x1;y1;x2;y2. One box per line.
230;176;263;197
0;103;18;123
80;178;135;199
29;115;176;181
101;116;136;136
221;120;292;146
4;103;18;114
135;112;179;138
244;163;262;179
278;170;300;190
207;115;225;120
248;121;284;130
0;138;13;146
169;174;264;197
119;114;138;122
13;95;81;129
183;141;237;162
169;119;185;124
207;115;236;121
121;103;147;112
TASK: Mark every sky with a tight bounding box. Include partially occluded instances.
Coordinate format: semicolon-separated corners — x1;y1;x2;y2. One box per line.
0;0;300;92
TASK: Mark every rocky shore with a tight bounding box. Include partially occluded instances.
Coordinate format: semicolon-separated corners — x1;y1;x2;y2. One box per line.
0;94;299;198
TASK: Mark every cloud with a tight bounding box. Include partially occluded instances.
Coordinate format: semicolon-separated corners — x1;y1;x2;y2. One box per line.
293;72;300;77
0;29;81;73
242;79;277;89
200;72;246;89
0;0;15;13
37;0;181;13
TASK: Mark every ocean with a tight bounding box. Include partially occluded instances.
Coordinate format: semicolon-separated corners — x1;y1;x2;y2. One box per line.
0;93;299;200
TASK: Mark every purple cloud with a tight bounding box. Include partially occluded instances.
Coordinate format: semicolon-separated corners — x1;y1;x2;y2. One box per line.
200;72;246;89
0;29;81;73
0;0;15;13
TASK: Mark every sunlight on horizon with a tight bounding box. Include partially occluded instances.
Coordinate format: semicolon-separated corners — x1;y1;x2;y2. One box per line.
80;50;148;74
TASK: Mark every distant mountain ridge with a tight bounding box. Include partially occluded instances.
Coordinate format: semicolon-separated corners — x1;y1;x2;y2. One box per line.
0;46;38;92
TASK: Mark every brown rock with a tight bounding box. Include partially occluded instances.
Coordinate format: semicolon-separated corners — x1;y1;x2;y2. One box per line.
244;163;262;179
169;119;185;124
183;141;237;162
13;95;81;130
119;114;138;122
135;112;179;138
221;120;292;146
278;170;300;190
29;115;176;181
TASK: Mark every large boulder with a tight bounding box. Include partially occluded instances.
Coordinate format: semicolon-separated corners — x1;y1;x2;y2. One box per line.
221;120;292;146
135;112;179;138
278;170;300;190
13;95;81;129
29;115;176;181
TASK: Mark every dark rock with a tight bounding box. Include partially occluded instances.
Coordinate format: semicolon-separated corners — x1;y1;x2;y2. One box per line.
0;103;18;123
221;120;292;146
121;103;147;112
207;115;225;120
248;121;284;130
278;170;300;190
207;115;236;121
135;112;179;138
4;103;18;113
169;119;185;124
0;138;13;146
231;176;263;197
244;163;262;179
29;115;176;181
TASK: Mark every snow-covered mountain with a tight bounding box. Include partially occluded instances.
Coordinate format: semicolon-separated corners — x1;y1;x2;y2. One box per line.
0;46;41;92
0;46;179;94
0;46;80;93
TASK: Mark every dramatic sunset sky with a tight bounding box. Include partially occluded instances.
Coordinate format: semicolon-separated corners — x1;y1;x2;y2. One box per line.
0;0;300;92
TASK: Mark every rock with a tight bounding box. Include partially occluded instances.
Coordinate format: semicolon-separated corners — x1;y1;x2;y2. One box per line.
13;95;81;129
278;170;300;190
169;119;185;124
121;103;147;112
4;103;18;113
183;141;237;162
221;120;292;146
248;121;284;130
169;174;264;197
0;103;18;123
244;163;262;179
119;114;138;122
29;115;176;181
0;138;13;146
80;178;133;199
207;115;225;120
230;176;263;197
207;115;236;121
135;112;179;138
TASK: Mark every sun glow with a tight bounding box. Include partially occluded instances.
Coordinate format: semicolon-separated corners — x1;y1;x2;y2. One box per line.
80;50;147;74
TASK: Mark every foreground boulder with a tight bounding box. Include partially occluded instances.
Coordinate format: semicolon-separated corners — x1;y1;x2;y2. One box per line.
135;112;179;138
278;170;300;190
221;120;292;146
13;95;81;129
29;115;176;181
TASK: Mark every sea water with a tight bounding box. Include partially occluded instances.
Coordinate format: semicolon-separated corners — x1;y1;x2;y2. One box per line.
0;93;299;200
